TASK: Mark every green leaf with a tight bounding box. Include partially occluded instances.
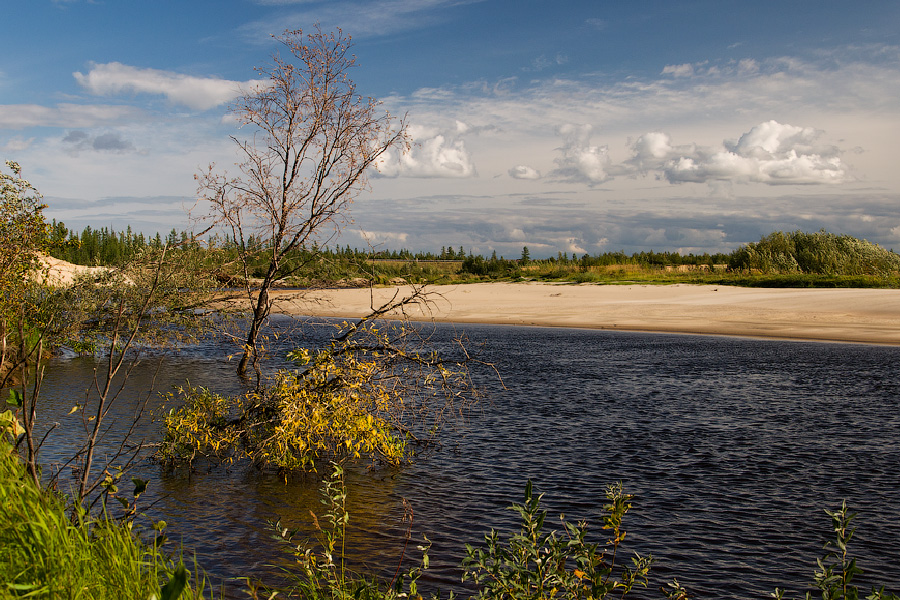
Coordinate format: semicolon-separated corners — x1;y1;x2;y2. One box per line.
159;563;188;600
132;477;148;498
7;389;22;408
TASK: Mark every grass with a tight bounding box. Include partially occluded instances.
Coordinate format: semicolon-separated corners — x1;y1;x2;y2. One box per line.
0;432;211;600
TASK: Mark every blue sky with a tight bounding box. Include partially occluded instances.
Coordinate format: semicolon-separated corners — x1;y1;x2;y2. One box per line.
3;1;900;257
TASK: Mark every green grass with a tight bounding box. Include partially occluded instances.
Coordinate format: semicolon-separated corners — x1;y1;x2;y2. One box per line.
0;436;210;600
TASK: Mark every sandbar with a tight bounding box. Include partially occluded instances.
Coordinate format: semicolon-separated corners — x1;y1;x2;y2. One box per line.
266;282;900;346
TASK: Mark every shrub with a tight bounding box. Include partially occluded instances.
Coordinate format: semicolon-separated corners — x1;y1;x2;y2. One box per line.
773;500;898;600
462;481;653;600
265;463;428;600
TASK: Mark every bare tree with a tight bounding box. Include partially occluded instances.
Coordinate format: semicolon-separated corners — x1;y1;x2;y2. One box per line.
197;27;408;377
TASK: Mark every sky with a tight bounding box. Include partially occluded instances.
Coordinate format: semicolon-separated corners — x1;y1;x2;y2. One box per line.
3;1;900;258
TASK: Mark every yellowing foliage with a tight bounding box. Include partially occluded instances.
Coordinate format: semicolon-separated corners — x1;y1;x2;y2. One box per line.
159;322;474;471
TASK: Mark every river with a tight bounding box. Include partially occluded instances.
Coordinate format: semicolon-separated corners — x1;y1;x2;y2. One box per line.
31;317;900;598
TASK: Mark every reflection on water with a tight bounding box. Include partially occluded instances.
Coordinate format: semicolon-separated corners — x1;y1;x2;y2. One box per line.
30;318;900;599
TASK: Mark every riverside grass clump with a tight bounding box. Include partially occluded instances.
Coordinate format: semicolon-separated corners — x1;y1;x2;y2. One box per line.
0;416;210;600
727;230;900;277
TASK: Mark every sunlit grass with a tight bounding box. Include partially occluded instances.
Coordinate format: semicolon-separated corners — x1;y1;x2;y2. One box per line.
0;439;211;599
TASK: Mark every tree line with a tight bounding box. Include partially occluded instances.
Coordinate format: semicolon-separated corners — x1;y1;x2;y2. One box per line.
46;223;900;280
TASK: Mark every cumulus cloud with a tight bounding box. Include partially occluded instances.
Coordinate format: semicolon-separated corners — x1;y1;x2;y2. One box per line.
611;121;850;185
73;63;265;110
374;122;477;178
508;165;541;180
660;120;850;185
63;130;135;153
548;124;611;184
623;131;681;174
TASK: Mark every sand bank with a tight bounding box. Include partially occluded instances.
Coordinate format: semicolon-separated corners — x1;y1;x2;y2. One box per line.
34;254;109;286
269;282;900;345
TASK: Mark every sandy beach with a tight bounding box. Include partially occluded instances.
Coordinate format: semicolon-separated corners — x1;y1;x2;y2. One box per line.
269;282;900;345
39;257;900;345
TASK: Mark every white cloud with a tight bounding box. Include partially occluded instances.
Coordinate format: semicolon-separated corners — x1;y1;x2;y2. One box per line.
374;123;477;178
508;165;541;180
356;229;410;244
730;120;823;157
624;131;680;174
661;63;694;78
0;103;141;129
548;124;610;184
1;136;34;153
73;63;264;110
660;120;851;185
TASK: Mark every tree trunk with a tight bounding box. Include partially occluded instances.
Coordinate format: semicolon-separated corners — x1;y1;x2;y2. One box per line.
238;286;269;376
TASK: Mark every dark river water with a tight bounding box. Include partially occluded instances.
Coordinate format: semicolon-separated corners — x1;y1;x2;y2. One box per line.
31;317;900;599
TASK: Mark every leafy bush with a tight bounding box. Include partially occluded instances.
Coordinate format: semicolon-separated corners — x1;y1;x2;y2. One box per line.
773;501;898;600
264;463;428;600
462;481;653;600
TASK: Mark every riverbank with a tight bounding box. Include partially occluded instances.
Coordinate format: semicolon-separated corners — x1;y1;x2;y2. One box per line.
268;282;900;345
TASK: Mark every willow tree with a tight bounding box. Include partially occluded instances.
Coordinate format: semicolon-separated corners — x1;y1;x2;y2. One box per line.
197;28;408;376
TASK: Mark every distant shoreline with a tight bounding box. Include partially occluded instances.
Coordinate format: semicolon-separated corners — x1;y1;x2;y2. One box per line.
264;282;900;346
40;251;900;345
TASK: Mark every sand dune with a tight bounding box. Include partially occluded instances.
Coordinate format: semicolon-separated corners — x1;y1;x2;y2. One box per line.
35;254;108;286
269;282;900;345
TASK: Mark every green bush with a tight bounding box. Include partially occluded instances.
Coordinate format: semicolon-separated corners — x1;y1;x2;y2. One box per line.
773;500;898;600
462;481;653;600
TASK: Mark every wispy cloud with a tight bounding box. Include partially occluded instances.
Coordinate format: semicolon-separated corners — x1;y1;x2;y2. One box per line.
240;0;487;42
0;103;142;129
73;63;265;110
